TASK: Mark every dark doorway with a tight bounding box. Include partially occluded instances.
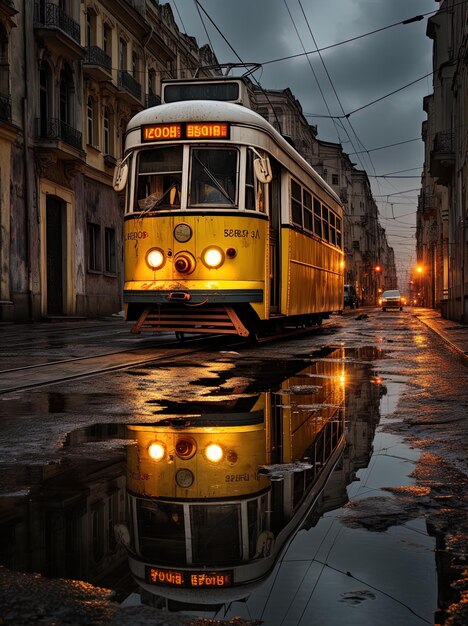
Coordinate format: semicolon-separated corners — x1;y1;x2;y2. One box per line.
46;196;64;314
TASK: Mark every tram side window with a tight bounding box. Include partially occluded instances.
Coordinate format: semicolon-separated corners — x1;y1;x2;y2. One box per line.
313;197;322;237
303;189;313;231
189;148;237;206
329;211;336;245
291;179;302;226
322;206;330;242
136;146;183;211
336;216;342;248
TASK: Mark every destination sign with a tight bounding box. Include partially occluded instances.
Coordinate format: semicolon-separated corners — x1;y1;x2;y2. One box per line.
146;566;232;587
142;122;230;142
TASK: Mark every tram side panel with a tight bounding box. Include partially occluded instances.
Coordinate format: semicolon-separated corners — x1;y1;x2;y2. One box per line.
281;228;343;316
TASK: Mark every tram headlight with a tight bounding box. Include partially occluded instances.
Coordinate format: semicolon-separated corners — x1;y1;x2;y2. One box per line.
146;248;165;270
148;441;166;461
205;443;223;463
202;247;224;269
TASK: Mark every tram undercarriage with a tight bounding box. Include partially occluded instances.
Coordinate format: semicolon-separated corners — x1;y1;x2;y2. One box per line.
128;303;326;339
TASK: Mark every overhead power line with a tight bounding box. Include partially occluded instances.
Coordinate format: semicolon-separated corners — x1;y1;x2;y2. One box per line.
260;0;468;67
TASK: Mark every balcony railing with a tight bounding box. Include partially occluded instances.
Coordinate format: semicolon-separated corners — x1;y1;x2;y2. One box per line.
146;93;161;108
36;117;82;151
84;46;112;72
0;93;11;122
34;1;80;44
433;130;454;153
118;70;141;100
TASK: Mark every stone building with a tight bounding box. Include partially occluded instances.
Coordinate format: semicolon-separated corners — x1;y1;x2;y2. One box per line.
0;0;217;323
419;0;468;321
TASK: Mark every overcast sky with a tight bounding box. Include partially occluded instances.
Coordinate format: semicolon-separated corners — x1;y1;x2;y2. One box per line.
168;0;435;288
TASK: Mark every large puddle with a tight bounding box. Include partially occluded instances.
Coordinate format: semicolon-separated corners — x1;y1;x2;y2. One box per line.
0;347;440;624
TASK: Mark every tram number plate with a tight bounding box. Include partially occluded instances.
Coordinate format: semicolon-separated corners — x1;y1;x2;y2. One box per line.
146;567;232;587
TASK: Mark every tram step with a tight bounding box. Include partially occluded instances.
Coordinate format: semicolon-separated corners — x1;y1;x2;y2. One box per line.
131;306;250;337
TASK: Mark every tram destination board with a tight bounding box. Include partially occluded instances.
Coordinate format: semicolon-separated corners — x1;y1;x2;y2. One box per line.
146;566;233;588
141;122;230;142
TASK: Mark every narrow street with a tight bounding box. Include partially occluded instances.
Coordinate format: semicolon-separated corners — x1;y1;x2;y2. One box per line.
0;308;466;626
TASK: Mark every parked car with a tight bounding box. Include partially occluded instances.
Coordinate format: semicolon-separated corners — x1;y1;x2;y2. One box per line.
344;285;359;309
379;289;403;311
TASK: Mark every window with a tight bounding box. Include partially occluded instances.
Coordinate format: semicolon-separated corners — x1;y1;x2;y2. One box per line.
313;197;321;237
132;51;138;78
39;63;51;137
322;206;330;241
291;179;302;226
303;189;313;231
103;24;111;55
86;10;95;46
105;228;116;273
137;146;183;211
87;96;95;145
332;174;339;185
189;148;237;206
0;25;10;97
87;223;101;271
119;39;127;70
103;106;111;155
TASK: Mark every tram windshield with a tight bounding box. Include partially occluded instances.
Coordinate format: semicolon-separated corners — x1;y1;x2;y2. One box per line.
136;146;183;211
189;148;237;206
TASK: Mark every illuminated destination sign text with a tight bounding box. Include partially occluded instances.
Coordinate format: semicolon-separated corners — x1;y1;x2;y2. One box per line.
146;567;232;587
142;122;230;142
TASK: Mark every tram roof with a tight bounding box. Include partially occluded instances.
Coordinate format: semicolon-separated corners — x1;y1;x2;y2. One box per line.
126;101;341;205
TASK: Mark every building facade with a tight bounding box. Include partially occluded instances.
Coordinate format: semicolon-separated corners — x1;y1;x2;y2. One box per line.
1;0;395;324
419;0;468;322
0;0;217;323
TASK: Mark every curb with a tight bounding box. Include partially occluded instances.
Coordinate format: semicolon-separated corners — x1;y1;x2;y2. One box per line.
413;313;468;361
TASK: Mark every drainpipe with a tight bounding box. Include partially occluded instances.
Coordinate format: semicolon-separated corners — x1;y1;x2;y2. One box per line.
23;0;34;321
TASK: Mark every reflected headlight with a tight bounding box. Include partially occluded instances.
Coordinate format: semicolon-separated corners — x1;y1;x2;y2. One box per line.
205;443;223;462
202;247;224;268
146;248;165;270
148;441;166;461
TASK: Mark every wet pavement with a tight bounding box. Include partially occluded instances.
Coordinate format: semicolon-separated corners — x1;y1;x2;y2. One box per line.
0;307;466;626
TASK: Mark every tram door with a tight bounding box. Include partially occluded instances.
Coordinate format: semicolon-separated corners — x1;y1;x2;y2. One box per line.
268;160;281;313
46;196;64;314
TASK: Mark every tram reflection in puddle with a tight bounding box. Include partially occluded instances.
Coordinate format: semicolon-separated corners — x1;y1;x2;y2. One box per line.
120;354;346;605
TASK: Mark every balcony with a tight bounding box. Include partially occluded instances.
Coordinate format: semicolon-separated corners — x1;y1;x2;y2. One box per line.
36;117;83;150
0;93;11;123
83;46;112;81
118;70;142;104
146;93;161;108
34;1;84;59
429;130;455;184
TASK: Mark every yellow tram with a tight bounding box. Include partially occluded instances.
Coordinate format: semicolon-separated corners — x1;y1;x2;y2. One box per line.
122;355;345;603
115;76;344;337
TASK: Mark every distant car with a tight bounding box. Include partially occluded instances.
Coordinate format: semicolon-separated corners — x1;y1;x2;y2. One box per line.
379;289;403;311
344;285;359;309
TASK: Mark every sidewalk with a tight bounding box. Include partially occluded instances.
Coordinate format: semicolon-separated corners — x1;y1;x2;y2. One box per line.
412;307;468;360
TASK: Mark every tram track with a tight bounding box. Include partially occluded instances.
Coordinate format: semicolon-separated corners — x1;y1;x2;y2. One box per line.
0;319;338;395
0;334;229;395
